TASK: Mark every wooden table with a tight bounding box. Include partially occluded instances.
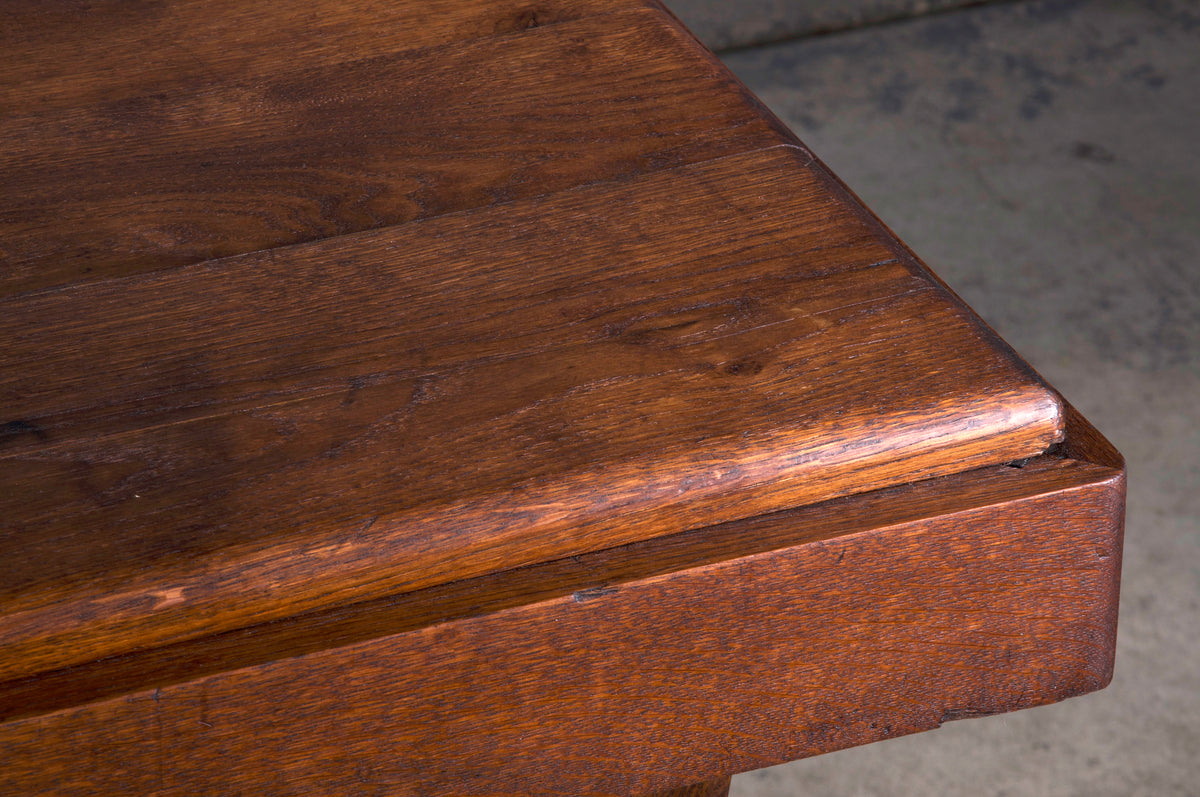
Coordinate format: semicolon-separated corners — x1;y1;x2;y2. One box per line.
0;2;1124;794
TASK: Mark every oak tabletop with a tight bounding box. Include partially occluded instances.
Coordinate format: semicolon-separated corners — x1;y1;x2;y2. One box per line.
0;3;1128;795
2;0;1067;717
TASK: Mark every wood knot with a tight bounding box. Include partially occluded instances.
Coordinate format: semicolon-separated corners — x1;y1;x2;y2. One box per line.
0;419;48;446
497;7;549;33
723;357;764;377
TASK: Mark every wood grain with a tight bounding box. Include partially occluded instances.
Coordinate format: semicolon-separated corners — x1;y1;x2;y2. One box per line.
0;147;1065;681
0;452;1114;724
0;447;1114;724
646;778;731;797
0;4;787;296
0;1;1125;791
0;0;636;113
0;451;1124;795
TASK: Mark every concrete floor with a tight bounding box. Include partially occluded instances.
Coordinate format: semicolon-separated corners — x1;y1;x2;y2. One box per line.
663;0;1198;794
663;0;989;50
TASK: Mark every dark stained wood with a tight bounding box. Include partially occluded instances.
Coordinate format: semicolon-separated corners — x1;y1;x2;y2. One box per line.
0;4;788;296
0;0;637;113
0;452;1111;724
0;450;1123;795
0;0;1124;792
1059;397;1124;471
646;778;732;797
0;147;1065;681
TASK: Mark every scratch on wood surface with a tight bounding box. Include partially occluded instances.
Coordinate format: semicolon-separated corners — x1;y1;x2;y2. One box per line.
573;585;619;602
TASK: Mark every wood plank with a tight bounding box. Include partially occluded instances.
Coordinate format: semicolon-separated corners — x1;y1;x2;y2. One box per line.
0;147;1064;680
645;778;732;797
0;0;636;114
0;451;1124;795
0;5;786;295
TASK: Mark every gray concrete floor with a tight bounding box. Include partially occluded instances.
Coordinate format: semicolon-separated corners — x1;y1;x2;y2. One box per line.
664;0;989;50
677;0;1199;794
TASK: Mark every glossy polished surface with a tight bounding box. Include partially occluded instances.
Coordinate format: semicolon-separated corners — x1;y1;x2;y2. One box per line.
0;1;1123;794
